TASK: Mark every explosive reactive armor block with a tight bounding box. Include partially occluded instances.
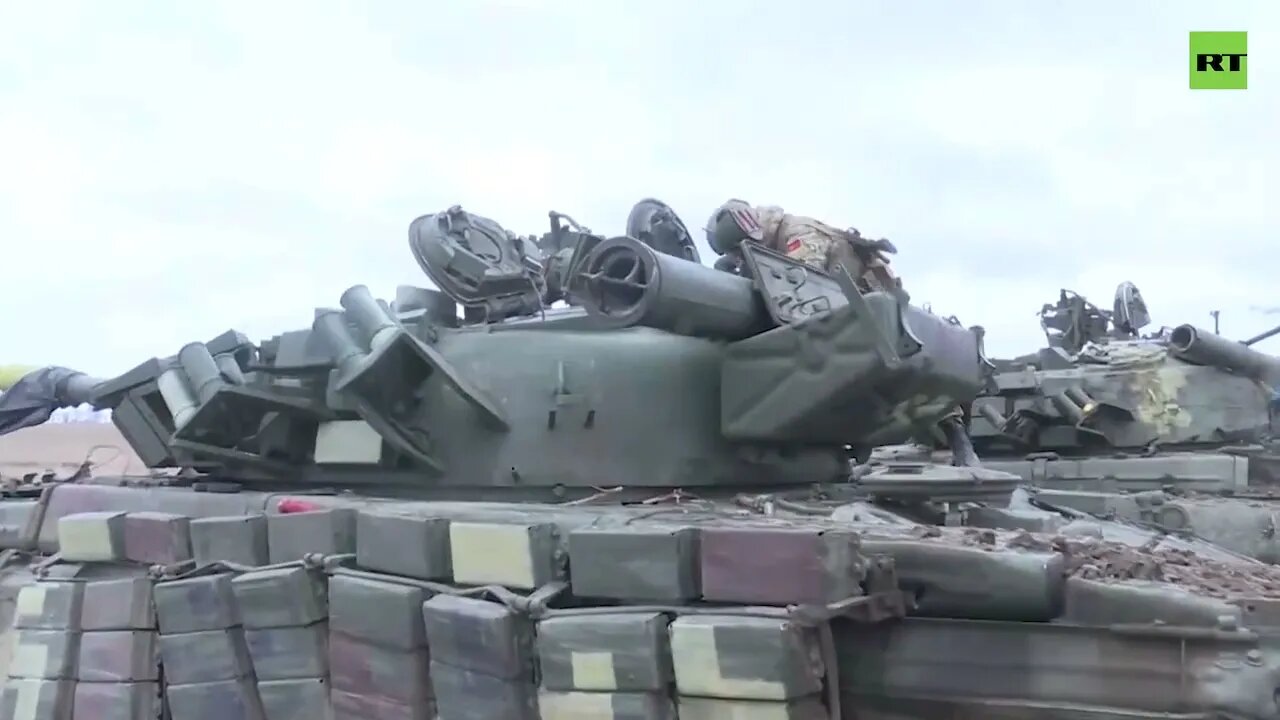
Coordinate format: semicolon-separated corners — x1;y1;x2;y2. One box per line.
73;681;160;720
56;511;126;562
190;515;270;567
330;688;435;720
165;678;265;720
327;574;426;650
567;527;700;602
13;582;83;630
860;539;1064;621
669;616;824;701
0;678;74;720
7;630;78;679
153;573;240;633
267;508;356;563
81;577;155;630
122;511;193;565
700;528;865;606
77;630;159;682
258;678;333;720
157;628;254;685
327;632;432;706
539;690;678;720
245;624;329;680
232;566;329;629
430;660;538;720
420;594;534;679
677;696;830;720
356;510;452;580
536;612;673;692
448;521;560;589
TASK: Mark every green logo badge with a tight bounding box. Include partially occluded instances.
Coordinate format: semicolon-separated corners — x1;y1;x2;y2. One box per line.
1190;31;1247;90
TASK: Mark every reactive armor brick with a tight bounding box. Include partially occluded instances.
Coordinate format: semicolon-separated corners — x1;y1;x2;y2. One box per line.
122;511;194;565
267;508;357;563
73;681;160;720
669;616;824;701
232;566;329;629
0;679;74;720
245;623;329;680
567;526;699;601
700;528;865;606
328;631;432;705
331;689;435;720
448;521;560;589
536;612;672;691
7;629;78;679
191;514;270;567
859;539;1064;621
328;574;426;649
13;581;83;630
153;573;240;633
257;678;333;720
56;511;127;562
431;660;539;720
158;628;254;685
356;510;452;580
539;690;678;720
81;577;155;630
165;678;265;720
77;630;159;681
420;594;533;679
677;696;830;720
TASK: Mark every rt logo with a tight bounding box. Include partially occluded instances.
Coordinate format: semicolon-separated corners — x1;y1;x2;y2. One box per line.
1190;31;1247;89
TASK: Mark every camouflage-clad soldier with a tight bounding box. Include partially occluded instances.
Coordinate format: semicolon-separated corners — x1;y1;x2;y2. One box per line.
707;199;979;467
705;200;900;294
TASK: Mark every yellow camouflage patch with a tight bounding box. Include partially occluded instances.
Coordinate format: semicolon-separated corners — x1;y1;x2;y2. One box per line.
1132;367;1192;434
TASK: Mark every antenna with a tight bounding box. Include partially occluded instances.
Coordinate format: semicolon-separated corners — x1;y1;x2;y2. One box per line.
1210;310;1221;335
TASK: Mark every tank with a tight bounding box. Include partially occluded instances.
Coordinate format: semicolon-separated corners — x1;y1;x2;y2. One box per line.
961;282;1280;564
4;206;1280;720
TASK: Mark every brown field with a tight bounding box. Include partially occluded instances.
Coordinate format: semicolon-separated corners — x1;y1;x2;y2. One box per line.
0;423;146;479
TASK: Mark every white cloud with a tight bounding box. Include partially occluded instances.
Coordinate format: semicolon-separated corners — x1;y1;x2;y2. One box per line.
0;0;1275;375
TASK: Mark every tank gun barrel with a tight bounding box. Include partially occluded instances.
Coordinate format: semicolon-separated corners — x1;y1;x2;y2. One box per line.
1169;324;1280;385
1242;322;1280;347
576;235;766;339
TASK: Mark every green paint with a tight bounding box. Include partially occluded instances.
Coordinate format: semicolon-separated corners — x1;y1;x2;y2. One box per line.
1190;31;1247;90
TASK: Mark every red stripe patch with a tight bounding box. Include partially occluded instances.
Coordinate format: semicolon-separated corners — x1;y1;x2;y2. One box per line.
785;237;802;253
729;208;760;233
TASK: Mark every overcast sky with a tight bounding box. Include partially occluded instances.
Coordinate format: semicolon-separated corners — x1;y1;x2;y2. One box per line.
1;1;1275;377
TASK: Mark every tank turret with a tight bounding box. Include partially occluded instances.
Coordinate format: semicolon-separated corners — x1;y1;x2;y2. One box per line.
964;282;1280;566
88;206;985;499
7;212;1280;720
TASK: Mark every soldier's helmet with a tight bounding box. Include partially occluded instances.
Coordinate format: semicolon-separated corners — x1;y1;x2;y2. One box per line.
705;199;759;255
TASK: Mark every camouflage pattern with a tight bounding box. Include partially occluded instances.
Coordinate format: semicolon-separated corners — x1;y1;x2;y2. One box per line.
709;199;898;293
968;283;1280;565
536;613;672;692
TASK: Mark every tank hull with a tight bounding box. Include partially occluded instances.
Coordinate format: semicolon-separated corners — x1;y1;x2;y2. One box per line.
3;483;1280;720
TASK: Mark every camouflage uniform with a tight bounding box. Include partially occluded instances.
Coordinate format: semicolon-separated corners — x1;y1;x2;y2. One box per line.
710;201;899;294
710;200;976;467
